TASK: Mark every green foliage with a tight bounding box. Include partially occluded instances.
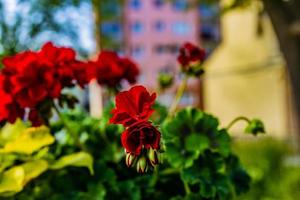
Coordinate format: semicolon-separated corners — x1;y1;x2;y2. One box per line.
162;107;251;199
0;105;260;199
0;121;94;197
233;138;300;200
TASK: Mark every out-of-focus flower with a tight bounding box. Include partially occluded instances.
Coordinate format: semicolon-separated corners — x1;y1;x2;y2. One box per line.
110;85;156;127
90;51;139;88
177;42;206;76
158;72;173;90
119;57;139;84
0;42;91;126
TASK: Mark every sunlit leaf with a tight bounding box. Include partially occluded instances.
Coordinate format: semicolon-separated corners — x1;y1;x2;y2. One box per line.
0;119;27;146
50;152;94;175
0;160;48;197
0;126;55;155
21;160;48;185
0;166;24;196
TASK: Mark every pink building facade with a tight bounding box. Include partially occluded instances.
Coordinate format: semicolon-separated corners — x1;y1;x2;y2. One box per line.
125;0;202;107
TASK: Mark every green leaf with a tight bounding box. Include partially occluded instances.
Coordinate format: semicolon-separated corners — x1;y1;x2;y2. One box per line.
0;160;48;197
50;152;94;175
0;154;17;173
0;119;27;146
185;134;209;152
0;126;55;155
21;160;48;186
199;180;217;198
214;129;231;157
0;166;24;196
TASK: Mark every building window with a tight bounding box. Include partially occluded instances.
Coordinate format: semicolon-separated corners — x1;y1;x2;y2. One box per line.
154;44;179;54
153;0;164;8
172;22;191;35
131;21;143;33
154;44;164;54
129;0;141;10
131;46;144;59
154;21;165;32
172;0;187;11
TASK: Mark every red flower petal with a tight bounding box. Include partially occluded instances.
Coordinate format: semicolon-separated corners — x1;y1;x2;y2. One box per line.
110;85;156;126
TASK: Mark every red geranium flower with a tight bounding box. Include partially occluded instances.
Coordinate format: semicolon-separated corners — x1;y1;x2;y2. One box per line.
110;85;156;127
0;42;92;126
39;42;91;88
119;57;139;84
90;51;139;88
177;42;205;68
121;121;160;155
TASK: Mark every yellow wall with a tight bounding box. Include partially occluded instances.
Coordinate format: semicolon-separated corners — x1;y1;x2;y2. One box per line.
203;3;290;137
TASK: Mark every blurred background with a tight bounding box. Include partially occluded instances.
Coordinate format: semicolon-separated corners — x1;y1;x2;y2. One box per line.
1;0;300;199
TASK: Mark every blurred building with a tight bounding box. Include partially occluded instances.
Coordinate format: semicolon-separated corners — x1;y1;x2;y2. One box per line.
203;1;293;138
124;0;220;108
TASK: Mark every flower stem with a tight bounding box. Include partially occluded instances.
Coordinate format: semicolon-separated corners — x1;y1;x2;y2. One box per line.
160;168;180;176
52;102;85;150
182;178;191;195
168;75;188;118
226;116;251;131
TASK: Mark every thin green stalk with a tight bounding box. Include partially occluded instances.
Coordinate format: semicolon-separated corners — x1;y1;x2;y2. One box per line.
226;116;251;130
160;168;180;176
168;75;188;118
52;102;85;150
149;167;159;187
182;178;191;195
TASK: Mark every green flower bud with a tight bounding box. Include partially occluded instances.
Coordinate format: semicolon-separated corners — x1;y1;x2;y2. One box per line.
158;73;173;89
148;148;159;166
245;119;265;135
136;156;148;173
126;152;137;167
185;62;204;77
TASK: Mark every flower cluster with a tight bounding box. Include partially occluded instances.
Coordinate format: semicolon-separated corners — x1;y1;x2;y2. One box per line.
0;42;92;126
177;42;206;76
0;43;140;127
110;85;162;173
89;51;139;89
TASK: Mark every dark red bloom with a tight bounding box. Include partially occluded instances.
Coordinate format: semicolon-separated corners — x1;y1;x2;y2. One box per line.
119;58;139;84
177;42;205;68
110;85;156;127
39;42;92;88
90;51;139;88
0;42;92;126
2;51;57;107
121;121;160;155
0;76;24;124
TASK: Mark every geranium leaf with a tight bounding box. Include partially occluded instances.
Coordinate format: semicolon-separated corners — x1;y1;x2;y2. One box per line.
50;152;94;175
0;126;55;155
0;119;27;146
0;160;48;197
185;133;209;152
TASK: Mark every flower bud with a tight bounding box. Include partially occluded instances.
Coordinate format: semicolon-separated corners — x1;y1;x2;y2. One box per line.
158;73;173;89
125;152;137;167
148;148;159;166
245;119;265;136
136;156;148;173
